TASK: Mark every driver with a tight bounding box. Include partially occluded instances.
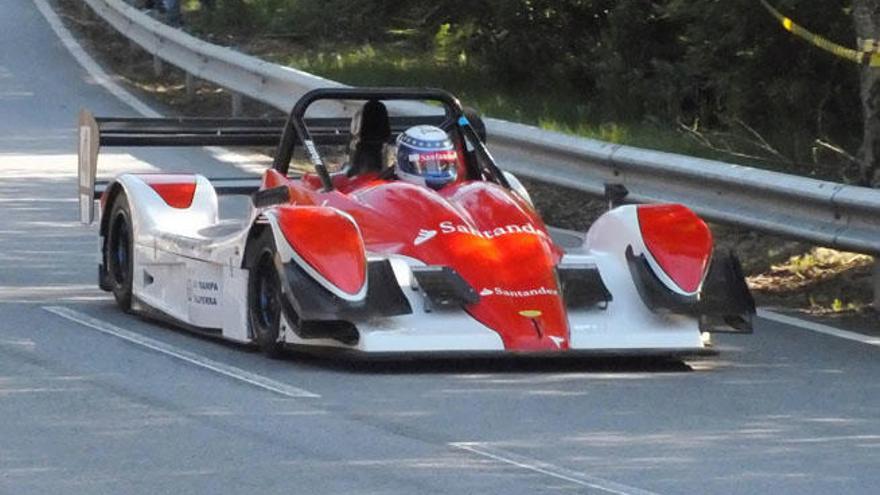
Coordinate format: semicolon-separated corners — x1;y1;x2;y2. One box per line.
393;125;459;190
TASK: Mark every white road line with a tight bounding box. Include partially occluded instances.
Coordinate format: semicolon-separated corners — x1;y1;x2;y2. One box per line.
450;442;661;495
759;309;880;348
43;306;321;398
31;0;162;117
32;0;270;171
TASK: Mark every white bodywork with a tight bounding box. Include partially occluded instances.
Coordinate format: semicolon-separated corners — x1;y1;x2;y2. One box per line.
105;173;708;355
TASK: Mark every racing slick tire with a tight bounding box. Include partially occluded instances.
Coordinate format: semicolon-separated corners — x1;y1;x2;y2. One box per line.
105;191;134;312
247;230;285;358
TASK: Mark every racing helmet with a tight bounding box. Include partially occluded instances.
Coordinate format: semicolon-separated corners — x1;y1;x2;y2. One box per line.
394;125;459;190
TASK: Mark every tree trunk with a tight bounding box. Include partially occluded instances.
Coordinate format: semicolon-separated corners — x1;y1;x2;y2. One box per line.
854;0;880;187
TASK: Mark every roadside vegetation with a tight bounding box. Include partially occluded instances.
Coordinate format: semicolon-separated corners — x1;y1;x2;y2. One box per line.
183;0;861;183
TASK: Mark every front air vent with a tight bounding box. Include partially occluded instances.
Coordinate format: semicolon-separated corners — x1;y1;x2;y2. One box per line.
411;266;479;309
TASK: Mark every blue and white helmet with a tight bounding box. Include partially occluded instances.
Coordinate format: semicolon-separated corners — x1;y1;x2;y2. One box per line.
395;125;459;190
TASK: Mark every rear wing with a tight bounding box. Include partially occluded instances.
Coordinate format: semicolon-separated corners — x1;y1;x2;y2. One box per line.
77;108;444;224
77;109;285;224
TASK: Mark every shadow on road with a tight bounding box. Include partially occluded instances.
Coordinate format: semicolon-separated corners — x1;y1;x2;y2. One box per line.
282;350;694;374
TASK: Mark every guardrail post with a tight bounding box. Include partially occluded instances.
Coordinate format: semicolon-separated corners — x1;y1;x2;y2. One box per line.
128;40;139;73
231;92;243;117
874;260;880;310
185;73;196;101
152;56;163;78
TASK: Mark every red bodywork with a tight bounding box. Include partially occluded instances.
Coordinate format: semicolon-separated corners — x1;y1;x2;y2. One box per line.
139;174;198;209
637;204;712;294
264;169;568;351
275;205;367;297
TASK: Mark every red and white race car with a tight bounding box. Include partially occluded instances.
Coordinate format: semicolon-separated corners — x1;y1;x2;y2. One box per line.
78;87;753;358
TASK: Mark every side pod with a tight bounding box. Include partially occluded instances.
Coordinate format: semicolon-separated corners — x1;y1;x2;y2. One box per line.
627;247;755;333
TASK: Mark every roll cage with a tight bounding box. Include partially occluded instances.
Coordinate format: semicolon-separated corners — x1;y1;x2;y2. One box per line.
272;87;511;191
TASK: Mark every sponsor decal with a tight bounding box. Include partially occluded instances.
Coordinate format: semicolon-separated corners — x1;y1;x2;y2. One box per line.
196;281;219;291
414;229;438;246
191;295;218;306
187;278;220;306
440;220;543;239
416;150;457;163
480;286;559;298
303;140;323;166
518;310;543;318
412;221;544;246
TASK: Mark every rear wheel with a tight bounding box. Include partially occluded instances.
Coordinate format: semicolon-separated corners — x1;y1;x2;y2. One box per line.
247;231;285;358
105;191;134;312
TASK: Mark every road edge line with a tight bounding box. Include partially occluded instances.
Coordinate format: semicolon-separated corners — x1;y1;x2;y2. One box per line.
31;0;162;117
758;309;880;347
43;306;321;398
31;0;270;170
450;442;660;495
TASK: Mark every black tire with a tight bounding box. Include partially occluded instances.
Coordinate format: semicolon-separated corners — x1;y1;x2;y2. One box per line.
247;230;285;358
105;191;134;312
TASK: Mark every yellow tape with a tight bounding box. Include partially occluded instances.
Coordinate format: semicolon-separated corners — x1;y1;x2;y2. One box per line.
861;38;880;54
760;0;880;67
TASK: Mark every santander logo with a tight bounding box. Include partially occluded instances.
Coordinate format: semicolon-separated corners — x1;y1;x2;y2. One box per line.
414;229;438;246
479;287;559;298
413;221;544;246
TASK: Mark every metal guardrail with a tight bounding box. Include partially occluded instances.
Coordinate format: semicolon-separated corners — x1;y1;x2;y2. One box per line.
486;121;880;255
82;0;880;257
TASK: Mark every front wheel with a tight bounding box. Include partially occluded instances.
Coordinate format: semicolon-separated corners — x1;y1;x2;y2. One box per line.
247;230;285;358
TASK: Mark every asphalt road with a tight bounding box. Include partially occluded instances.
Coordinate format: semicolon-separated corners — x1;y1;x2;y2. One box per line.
1;1;878;493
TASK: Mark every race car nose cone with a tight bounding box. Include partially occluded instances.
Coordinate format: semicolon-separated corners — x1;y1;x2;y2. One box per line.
458;235;570;352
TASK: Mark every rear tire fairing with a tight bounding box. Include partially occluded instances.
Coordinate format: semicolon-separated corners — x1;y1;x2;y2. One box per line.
99;174;252;343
